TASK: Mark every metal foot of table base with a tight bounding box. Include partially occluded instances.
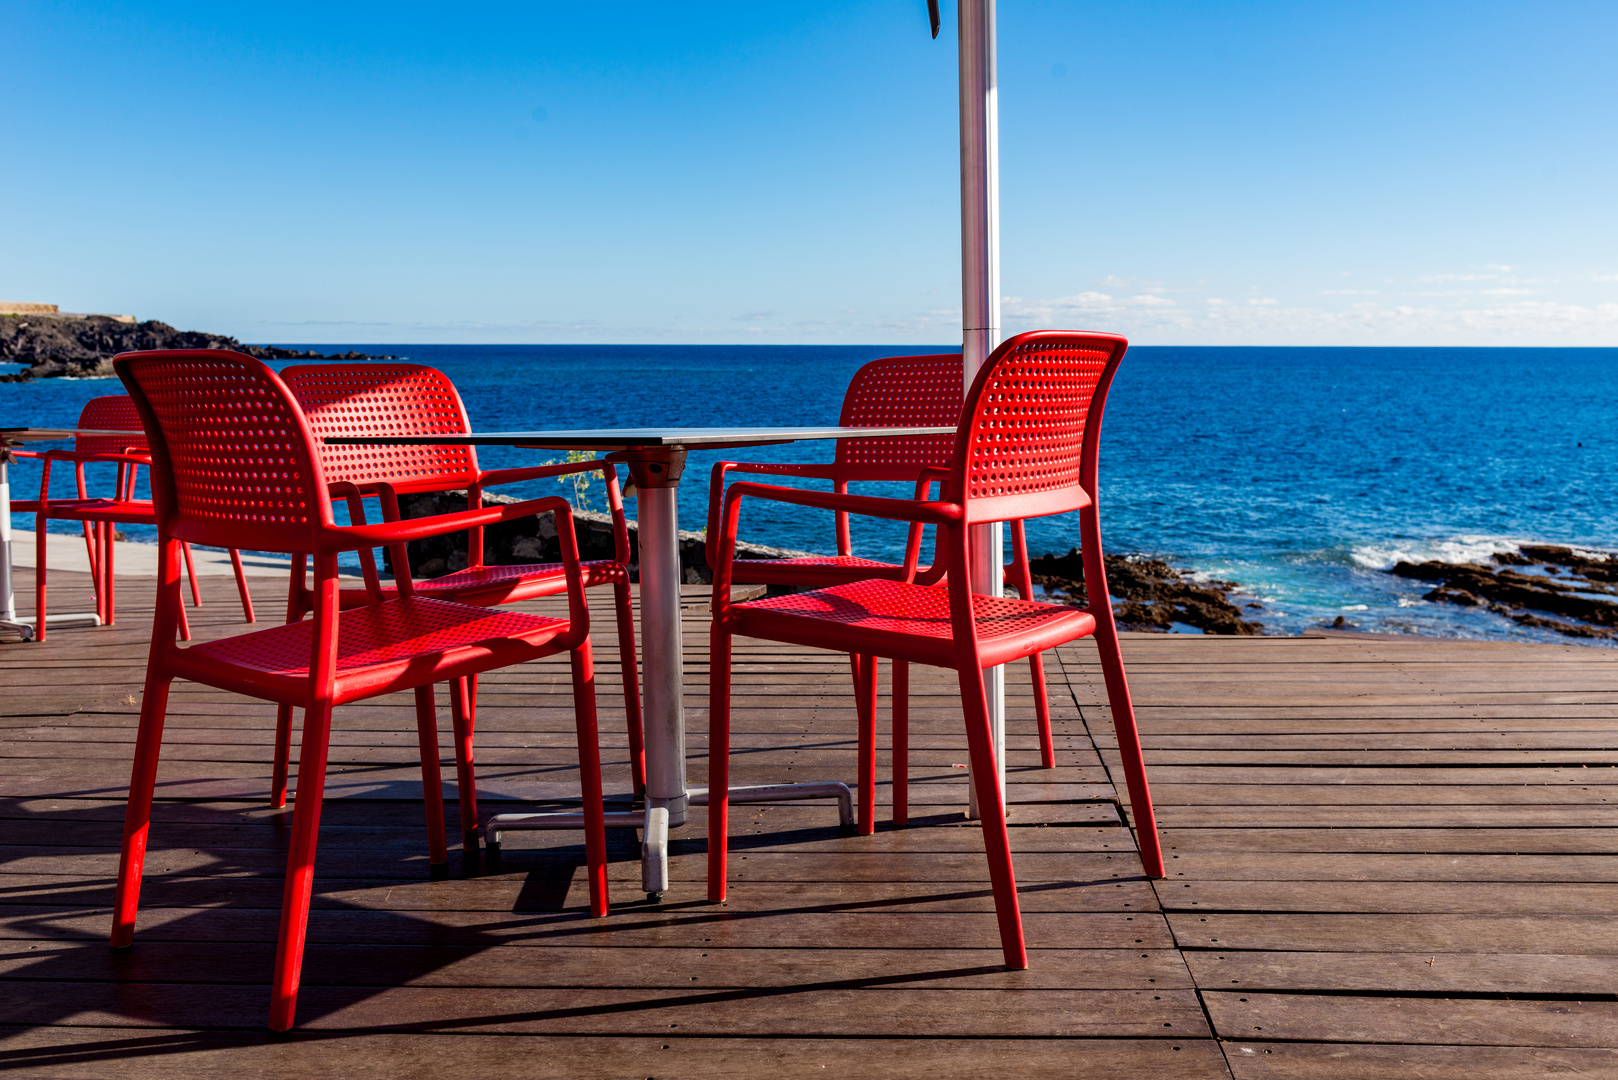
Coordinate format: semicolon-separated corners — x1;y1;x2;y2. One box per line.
0;612;102;642
485;806;672;900
0;619;34;642
688;782;855;829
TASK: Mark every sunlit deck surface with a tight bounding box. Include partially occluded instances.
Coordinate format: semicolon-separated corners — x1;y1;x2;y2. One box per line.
2;567;1617;1079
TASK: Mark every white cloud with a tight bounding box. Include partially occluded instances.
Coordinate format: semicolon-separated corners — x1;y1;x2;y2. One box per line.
1319;289;1377;296
997;293;1618;346
1247;297;1278;306
1479;288;1534;296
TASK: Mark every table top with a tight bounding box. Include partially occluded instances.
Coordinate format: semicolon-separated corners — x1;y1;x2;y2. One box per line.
324;425;957;450
0;428;144;445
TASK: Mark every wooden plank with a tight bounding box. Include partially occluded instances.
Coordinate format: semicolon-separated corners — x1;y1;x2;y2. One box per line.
0;1027;1233;1080
1222;1041;1618;1080
1185;950;1618;995
0;939;1192;989
1160;853;1618;882
1202;991;1618;1048
1167;913;1618;953
0;981;1211;1038
1162;880;1618;915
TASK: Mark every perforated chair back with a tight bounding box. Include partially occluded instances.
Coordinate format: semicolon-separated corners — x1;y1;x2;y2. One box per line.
74;396;148;457
950;331;1129;525
114;350;333;553
280;364;480;492
833;353;962;483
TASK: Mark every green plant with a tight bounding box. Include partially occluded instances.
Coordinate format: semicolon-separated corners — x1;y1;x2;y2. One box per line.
542;449;600;510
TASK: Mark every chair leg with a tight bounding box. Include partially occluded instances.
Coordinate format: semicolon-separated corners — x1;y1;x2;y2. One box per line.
707;625;732;903
271;704;295;808
81;522;99;602
1093;619;1164;878
268;698;336;1032
413;686;449;866
612;576;647;795
110;672;174;948
34;523;48;642
854;654;877;835
181;543;201;608
1008;521;1056;768
1029;652;1055;768
956;662;1028;970
569;641;609;917
229;549;256;622
106;524;119;625
176;593;191;642
892;660;909;827
448;677;479;852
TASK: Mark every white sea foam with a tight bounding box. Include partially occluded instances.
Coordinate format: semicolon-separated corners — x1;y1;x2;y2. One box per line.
1350;535;1525;571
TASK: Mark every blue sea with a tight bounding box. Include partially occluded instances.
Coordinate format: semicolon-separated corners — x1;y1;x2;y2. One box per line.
5;345;1616;645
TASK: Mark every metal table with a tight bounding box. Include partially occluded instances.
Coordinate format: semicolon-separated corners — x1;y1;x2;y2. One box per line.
0;428;143;641
328;425;954;898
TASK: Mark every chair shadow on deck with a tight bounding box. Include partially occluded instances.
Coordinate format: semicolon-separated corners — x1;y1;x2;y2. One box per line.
0;771;1140;1063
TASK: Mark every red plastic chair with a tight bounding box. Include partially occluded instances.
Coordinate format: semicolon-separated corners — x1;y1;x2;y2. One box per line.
14;395;256;640
275;364;645;846
108;349;609;1031
704;353;1060;826
707;331;1163;970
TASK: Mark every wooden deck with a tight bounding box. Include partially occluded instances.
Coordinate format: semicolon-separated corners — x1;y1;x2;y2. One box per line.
2;567;1616;1078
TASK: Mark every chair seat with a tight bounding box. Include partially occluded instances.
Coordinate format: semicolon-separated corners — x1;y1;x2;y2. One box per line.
732;578;1096;669
27;498;157;524
337;559;627;608
732;554;914;587
172;595;570;706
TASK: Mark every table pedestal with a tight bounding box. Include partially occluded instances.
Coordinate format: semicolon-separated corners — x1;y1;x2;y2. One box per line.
484;446;855;901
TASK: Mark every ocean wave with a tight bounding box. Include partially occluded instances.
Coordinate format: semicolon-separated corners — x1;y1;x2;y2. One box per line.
1349;535;1526;571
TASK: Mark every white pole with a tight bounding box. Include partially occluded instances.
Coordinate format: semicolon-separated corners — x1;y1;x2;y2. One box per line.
959;0;1005;819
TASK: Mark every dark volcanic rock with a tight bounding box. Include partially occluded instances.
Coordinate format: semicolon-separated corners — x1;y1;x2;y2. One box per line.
1028;549;1262;635
1389;546;1618;640
0;314;396;380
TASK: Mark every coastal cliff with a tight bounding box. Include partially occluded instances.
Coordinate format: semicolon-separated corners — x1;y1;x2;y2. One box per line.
0;313;394;381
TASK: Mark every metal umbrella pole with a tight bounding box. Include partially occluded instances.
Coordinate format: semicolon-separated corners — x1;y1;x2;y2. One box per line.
955;0;1007;818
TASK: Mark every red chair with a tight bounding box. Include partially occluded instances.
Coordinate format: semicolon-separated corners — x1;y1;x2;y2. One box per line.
108;349;609;1031
704;353;1060;827
707;331;1163;970
275;364;645;846
15;395;256;640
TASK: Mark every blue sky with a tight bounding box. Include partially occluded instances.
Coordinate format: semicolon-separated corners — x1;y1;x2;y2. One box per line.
4;1;1616;346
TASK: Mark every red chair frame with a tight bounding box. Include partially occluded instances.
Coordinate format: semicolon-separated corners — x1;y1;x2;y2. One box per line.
703;353;1061;827
274;364;646;846
707;331;1163;970
14;395;256;639
108;350;609;1031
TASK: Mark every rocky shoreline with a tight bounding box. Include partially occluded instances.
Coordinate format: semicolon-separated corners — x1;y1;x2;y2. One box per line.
1389;544;1618;640
0;313;395;381
1029;549;1263;635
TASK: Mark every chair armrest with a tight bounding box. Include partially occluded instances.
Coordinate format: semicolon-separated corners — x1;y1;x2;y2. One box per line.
725;481;962;526
477;459;631;564
709;480;963;620
723;461;839;480
37;448;150;466
704;461;842;570
324;493;581;549
477;459;611;487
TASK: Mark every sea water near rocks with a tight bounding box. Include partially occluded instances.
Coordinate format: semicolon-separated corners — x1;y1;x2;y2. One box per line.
5;345;1615;645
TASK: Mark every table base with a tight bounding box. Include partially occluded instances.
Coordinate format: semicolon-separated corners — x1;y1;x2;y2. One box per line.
483;781;853;903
